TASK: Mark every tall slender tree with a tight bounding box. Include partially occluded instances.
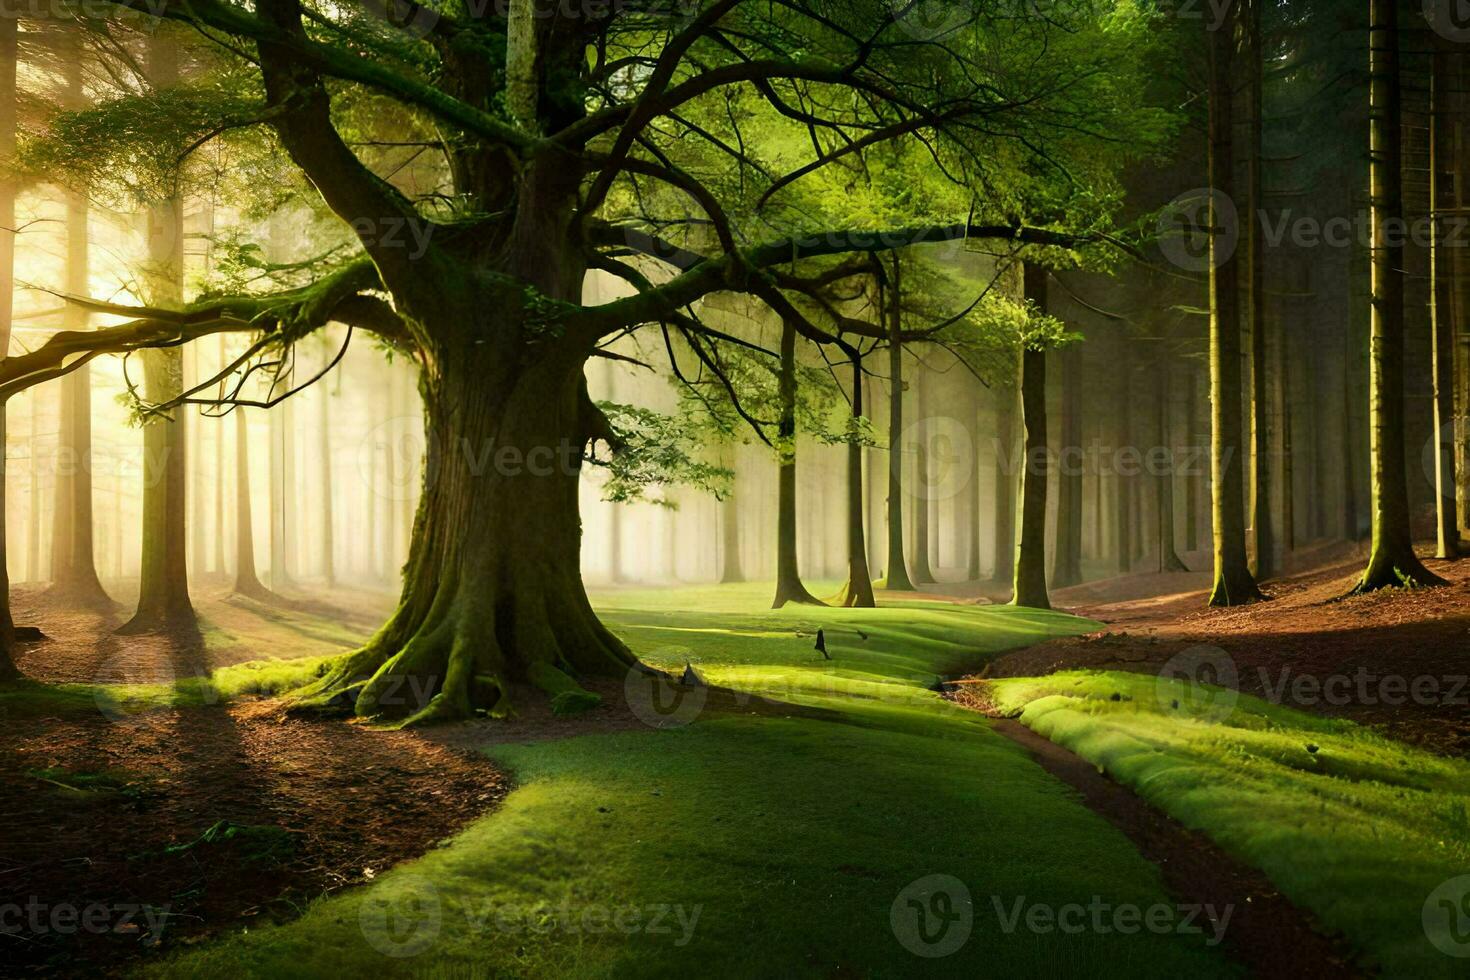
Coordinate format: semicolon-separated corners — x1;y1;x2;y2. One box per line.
119;35;194;634
1245;0;1275;580
883;256;914;591
1430;51;1459;560
1011;263;1050;609
233;406;270;600
1353;0;1446;591
0;16;18;675
772;317;822;608
836;347;876;607
1052;338;1084;587
1206;2;1265;606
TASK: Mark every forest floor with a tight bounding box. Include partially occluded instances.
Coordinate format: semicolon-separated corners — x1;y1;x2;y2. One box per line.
975;542;1470;755
0;583;503;976
3;556;1468;976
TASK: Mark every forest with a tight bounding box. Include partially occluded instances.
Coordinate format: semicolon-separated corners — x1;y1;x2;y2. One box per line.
0;0;1468;976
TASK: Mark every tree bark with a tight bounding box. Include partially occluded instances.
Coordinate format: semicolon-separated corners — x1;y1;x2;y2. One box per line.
292;305;640;723
1184;365;1200;552
1051;339;1084;587
883;257;915;590
910;368;936;585
1355;0;1447;591
1012;264;1050;609
1155;354;1188;572
992;383;1017;582
837;353;876;607
318;353;337;586
718;446;743;583
233;406;271;599
772;317;822;608
1431;52;1460;560
0;17;17;675
47;179;110;606
1246;0;1275;580
1114;365;1133;576
1206;3;1265;606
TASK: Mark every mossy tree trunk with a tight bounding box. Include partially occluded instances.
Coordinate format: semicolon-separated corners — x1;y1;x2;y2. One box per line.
1051;339;1083;587
837;352;876;607
772;317;822;608
1354;0;1447;591
1206;3;1265;606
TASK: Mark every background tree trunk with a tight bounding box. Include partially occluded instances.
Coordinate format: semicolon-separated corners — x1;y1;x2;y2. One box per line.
1114;365;1133;577
1012;264;1050;608
1355;0;1445;591
1206;4;1264;606
318;353;337;586
121;35;194;633
47;170;109;606
909;368;935;585
1052;340;1084;587
233;406;270;599
0;17;17;674
1431;52;1460;560
992;383;1017;582
772;317;821;607
1246;0;1275;580
838;354;876;607
884;257;914;591
1155;354;1187;572
718;446;743;583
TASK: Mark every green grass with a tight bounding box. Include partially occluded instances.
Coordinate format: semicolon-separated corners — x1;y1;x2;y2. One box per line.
143;585;1239;978
987;671;1470;978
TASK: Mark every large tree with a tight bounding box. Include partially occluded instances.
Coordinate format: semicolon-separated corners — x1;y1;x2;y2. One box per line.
14;0;1164;717
1353;0;1445;592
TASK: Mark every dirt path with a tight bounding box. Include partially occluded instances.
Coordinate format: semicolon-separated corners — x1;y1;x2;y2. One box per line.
988;718;1358;978
982;546;1470;755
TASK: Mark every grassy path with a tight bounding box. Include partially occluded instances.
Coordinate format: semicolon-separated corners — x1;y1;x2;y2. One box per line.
145;585;1238;977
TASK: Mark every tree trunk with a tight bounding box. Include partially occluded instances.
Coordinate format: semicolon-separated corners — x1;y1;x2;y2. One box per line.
48;182;110;607
0;17;17;676
1431;53;1460;560
718;446;743;583
292;324;639;724
772;317;822;608
318;358;337;586
992;383;1017;582
883;257;915;591
1184;365;1200;552
910;368;936;585
1206;4;1265;606
1011;265;1050;608
1114;366;1133;576
1246;0;1275;580
269;401;298;592
837;354;876;607
1155;355;1188;572
1052;340;1084;587
233;406;271;599
1355;0;1447;591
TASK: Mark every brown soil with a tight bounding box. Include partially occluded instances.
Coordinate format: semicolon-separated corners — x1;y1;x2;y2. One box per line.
983;717;1359;978
979;542;1470;755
